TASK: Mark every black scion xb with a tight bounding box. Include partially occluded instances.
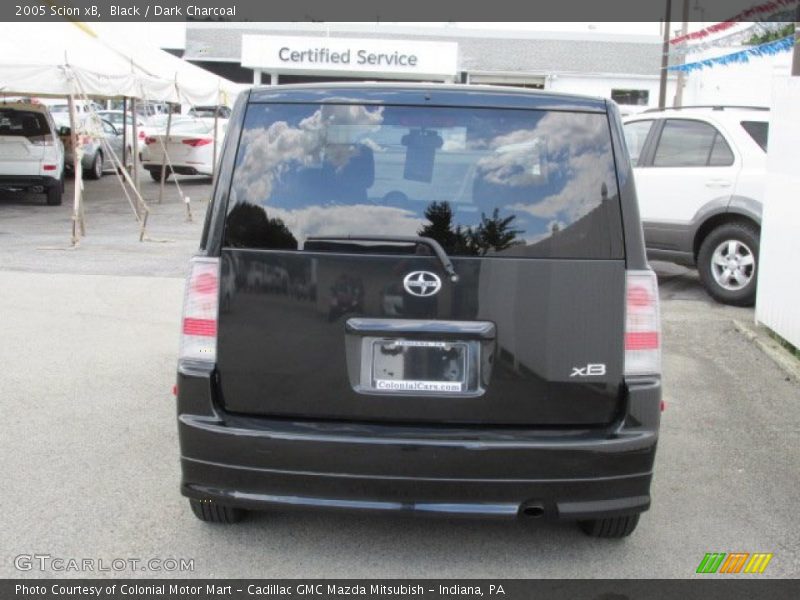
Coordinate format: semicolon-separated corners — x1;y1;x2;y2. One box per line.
176;83;662;537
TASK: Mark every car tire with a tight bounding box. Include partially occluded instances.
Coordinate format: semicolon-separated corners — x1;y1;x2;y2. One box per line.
46;181;63;206
87;151;103;180
578;514;639;538
697;221;759;306
150;168;169;182
189;498;245;524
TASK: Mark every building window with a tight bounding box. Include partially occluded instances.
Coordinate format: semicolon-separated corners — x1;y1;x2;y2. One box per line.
611;89;650;106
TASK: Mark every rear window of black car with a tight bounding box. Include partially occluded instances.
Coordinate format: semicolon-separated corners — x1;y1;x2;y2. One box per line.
224;103;624;259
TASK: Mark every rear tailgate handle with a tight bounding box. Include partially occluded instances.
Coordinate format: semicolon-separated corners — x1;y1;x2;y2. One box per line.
705;179;732;188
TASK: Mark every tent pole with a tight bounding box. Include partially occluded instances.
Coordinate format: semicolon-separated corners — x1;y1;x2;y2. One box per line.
212;87;219;180
68;94;83;247
158;107;172;204
121;97;128;174
130;97;140;206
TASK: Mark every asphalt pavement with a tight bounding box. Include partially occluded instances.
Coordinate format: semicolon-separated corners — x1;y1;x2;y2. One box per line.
0;176;798;578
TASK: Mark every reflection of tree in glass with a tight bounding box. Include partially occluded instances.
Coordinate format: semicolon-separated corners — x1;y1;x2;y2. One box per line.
417;201;522;257
226;202;298;250
468;208;524;256
417;201;474;255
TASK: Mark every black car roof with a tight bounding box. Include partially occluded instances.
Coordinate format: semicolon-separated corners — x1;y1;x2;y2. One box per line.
247;82;608;113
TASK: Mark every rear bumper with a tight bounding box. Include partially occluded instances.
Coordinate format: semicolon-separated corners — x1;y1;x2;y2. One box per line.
0;174;60;191
144;163;211;177
177;366;660;520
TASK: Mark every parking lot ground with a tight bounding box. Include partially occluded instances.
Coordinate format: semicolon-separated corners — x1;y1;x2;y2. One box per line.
0;176;207;277
1;177;798;578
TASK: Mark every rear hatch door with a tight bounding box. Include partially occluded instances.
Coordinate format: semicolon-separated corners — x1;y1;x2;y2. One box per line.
216;100;626;426
0;108;48;175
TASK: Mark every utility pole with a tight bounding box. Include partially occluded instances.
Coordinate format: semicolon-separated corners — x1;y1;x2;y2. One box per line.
674;0;690;106
659;0;673;108
793;4;800;76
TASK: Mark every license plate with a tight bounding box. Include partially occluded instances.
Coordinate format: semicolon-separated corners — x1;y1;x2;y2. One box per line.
370;339;468;393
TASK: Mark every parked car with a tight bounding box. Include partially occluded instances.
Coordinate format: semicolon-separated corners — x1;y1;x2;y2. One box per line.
623;106;768;306
141;118;226;181
0;102;64;205
143;113;193;133
135;102;170;120
175;84;663;538
54;114;132;179
43;99;103;118
187;105;232;119
96;110;149;153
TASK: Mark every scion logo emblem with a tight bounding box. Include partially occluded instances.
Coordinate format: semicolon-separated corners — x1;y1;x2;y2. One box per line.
403;271;442;297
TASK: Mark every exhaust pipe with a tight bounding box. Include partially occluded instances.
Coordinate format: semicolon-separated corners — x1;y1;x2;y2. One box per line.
519;502;545;519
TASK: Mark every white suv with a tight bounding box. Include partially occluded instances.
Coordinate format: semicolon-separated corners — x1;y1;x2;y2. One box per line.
0;103;65;205
623;106;768;306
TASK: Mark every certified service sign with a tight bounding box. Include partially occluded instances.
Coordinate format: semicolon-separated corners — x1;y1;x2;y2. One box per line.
242;35;459;81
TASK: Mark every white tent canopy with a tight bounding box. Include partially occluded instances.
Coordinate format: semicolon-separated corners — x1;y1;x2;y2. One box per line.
0;21;242;247
103;37;246;107
0;22;165;99
0;22;242;105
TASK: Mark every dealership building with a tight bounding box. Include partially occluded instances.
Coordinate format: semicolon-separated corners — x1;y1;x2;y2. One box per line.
182;23;675;111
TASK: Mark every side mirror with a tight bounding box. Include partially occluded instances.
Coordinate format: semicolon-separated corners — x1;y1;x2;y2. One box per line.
58;126;71;137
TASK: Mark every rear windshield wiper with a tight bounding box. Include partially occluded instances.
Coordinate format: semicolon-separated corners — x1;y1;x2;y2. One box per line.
304;235;459;282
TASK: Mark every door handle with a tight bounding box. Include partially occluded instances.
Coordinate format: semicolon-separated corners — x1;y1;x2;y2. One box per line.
705;179;732;188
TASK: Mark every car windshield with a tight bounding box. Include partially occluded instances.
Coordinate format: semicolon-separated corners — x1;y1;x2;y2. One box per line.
225;103;623;259
189;108;217;118
99;112;142;127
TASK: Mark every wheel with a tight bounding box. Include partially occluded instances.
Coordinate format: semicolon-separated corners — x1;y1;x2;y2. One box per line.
45;181;63;206
149;168;169;182
697;222;759;306
87;151;103;180
578;514;640;538
189;498;245;524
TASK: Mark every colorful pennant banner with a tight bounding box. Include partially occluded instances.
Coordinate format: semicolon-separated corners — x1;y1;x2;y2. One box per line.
668;18;794;56
666;34;794;72
669;0;798;45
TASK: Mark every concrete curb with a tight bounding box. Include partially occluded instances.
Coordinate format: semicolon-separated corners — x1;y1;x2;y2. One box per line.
732;319;800;383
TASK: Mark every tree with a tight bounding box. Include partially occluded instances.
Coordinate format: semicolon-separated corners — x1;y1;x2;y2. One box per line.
417;201;474;255
746;24;793;46
225;202;298;250
466;208;523;256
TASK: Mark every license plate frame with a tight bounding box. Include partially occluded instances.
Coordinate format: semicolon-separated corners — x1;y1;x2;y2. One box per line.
369;339;470;394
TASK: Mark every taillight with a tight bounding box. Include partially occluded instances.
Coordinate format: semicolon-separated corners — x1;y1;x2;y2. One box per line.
179;257;219;364
138;130;146;140
145;136;157;145
42;164;57;171
624;270;661;376
182;138;212;147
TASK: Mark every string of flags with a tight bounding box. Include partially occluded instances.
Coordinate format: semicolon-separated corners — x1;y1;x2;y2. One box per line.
669;0;798;45
667;17;794;56
667;34;794;72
